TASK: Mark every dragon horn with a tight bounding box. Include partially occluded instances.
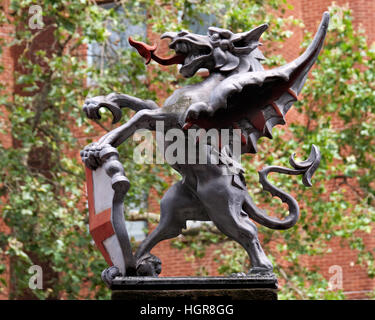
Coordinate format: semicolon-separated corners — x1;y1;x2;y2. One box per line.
231;24;268;43
160;32;178;40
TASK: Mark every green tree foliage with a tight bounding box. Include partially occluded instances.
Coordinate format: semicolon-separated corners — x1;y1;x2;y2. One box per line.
0;0;373;300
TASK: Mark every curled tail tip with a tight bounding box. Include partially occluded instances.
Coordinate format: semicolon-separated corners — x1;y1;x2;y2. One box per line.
250;145;321;230
290;144;321;187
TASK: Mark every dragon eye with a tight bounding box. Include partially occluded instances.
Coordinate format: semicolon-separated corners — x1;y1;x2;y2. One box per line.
233;39;248;47
178;31;188;37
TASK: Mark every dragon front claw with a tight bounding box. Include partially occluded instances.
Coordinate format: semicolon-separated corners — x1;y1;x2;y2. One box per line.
80;142;103;170
101;266;122;287
136;253;162;277
83;95;122;124
80;142;113;170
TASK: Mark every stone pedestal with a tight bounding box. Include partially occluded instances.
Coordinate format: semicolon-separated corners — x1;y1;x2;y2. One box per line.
111;275;278;301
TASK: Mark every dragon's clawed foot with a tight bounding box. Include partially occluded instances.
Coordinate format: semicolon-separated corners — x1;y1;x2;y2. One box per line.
101;266;122;287
83;94;122;124
80;142;103;170
80;142;110;170
80;143;116;170
136;253;162;277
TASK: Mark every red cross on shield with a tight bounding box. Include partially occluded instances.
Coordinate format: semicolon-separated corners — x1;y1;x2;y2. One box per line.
86;166;125;272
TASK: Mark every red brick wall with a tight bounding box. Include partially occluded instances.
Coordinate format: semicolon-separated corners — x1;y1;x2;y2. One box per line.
302;0;375;44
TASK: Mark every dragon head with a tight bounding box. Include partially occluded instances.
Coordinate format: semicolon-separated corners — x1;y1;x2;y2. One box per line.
129;24;268;78
160;30;214;77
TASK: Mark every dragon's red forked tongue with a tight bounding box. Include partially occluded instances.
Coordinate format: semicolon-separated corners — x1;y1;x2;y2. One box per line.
128;36;185;66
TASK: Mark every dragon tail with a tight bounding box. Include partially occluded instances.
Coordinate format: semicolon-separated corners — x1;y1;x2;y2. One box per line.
243;145;321;230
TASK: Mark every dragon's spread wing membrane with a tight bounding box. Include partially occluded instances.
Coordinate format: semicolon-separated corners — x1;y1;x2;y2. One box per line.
200;13;329;154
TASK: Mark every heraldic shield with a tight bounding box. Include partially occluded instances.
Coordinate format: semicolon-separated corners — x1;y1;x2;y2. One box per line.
84;145;137;281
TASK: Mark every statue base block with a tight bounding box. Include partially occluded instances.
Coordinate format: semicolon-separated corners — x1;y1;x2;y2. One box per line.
111;275;278;301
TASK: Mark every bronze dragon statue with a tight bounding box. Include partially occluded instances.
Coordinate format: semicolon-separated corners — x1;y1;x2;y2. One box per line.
81;13;329;283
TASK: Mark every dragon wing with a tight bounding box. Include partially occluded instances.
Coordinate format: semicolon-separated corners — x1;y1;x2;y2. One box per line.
193;12;329;154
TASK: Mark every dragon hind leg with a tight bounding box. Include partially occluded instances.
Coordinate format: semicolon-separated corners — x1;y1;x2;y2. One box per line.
239;210;274;275
135;181;205;276
196;174;273;275
211;206;273;275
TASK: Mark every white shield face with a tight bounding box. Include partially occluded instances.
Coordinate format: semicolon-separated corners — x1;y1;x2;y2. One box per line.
92;166;114;214
86;167;125;274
